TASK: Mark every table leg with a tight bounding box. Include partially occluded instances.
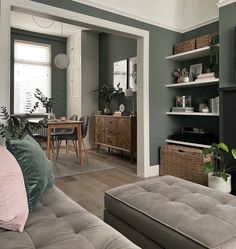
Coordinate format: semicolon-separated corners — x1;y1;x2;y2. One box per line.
77;124;83;166
47;125;51;160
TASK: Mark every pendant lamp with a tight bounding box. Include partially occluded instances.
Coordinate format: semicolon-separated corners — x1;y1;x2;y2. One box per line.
54;23;70;69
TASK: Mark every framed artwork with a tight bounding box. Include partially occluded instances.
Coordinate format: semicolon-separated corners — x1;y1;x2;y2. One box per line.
113;59;128;91
189;63;203;81
128;57;137;91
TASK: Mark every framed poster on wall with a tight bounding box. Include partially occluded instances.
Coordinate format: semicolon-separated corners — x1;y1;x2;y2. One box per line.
128;57;137;91
113;59;128;91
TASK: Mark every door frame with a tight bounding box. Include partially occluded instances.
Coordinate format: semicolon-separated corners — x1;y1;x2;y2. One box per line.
0;0;157;177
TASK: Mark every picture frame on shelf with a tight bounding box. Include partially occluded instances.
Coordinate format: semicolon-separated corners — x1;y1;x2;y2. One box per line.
128;57;137;91
113;59;128;92
189;63;203;81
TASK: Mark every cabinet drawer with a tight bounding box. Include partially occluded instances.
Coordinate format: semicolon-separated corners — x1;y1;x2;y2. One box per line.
105;117;117;133
105;135;117;146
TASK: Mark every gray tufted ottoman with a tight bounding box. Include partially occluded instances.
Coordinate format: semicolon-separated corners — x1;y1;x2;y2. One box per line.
0;186;140;249
104;175;236;249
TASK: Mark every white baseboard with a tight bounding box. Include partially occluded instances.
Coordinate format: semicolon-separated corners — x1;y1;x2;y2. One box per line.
145;164;159;178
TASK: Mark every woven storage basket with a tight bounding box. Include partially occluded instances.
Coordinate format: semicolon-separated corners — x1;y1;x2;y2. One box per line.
196;32;219;49
160;145;208;186
174;39;195;54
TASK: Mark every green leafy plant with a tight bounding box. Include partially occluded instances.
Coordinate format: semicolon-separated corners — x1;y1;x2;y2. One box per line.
91;83;123;107
0;106;47;140
34;88;55;113
203;142;236;181
209;35;219;76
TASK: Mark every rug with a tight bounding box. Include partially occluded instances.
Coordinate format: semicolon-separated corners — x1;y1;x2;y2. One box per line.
51;150;115;178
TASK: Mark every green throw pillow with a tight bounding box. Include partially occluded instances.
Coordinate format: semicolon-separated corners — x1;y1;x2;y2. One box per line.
6;135;54;212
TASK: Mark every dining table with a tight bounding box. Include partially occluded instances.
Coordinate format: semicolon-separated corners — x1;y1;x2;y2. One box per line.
29;118;84;166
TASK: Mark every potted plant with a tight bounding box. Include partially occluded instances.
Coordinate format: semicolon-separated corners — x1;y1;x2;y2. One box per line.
172;68;189;83
34;88;55;113
92;84;123;115
203;142;236;193
0;106;47;140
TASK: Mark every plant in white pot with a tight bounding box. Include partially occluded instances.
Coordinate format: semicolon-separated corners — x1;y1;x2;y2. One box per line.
203;143;236;193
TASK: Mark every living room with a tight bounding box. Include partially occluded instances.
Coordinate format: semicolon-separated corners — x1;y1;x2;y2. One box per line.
1;0;236;248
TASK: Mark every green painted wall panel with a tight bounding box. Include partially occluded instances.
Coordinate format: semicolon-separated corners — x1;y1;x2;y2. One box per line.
219;3;236;86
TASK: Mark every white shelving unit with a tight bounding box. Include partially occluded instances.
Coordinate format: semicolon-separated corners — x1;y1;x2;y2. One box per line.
164;44;219;150
166;112;219;116
165;46;210;61
166;139;211;148
165;79;219;88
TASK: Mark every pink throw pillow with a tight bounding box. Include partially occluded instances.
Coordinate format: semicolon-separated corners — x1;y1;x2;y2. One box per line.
0;146;29;232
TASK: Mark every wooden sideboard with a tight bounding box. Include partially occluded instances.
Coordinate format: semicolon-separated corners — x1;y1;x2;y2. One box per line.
94;115;137;163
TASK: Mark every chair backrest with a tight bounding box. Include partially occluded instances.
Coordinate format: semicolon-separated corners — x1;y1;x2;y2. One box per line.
70;114;78;121
79;116;89;139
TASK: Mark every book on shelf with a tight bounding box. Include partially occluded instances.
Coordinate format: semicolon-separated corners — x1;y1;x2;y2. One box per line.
194;73;217;82
172;107;194;112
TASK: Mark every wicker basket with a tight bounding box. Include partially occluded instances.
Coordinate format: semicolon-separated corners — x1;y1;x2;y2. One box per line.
196;32;219;49
160;145;208;186
174;39;196;54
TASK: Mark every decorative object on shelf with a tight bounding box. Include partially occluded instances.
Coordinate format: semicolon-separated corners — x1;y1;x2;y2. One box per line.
124;88;136;116
202;107;209;113
175;95;191;108
195;97;208;112
91;84;123;115
0;106;47;140
174;38;196;54
209;96;219;113
172;68;189;83
34;88;55;114
113;111;122;117
189;63;202;81
203;142;236;193
54;23;70;69
128;57;137;91
113;59;128;92
119;104;125;113
196;32;219;49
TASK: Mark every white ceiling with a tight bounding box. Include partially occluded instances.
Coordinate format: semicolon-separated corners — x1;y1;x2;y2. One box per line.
11;11;84;37
72;0;219;32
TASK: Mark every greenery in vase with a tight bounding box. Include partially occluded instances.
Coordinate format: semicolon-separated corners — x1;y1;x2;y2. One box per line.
172;68;189;82
91;83;123;108
203;142;236;181
208;35;219;76
0;106;47;140
34;88;55;113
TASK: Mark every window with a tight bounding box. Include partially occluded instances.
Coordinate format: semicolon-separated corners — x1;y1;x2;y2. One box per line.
14;40;51;113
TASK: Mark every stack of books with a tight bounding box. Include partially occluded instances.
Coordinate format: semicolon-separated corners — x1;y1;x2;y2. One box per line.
172;107;194;112
195;73;216;82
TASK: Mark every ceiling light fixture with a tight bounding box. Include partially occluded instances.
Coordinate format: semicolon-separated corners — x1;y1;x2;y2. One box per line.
54;22;70;69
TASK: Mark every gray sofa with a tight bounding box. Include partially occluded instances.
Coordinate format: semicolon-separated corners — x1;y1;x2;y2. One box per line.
0;186;140;249
105;175;236;249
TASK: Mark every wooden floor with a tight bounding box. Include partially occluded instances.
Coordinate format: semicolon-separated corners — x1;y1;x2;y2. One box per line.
55;148;143;218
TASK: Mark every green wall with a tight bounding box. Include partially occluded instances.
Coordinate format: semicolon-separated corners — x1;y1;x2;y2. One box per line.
99;33;137;113
11;28;67;117
219;3;236;87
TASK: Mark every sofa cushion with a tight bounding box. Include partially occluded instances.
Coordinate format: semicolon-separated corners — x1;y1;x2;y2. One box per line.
105;175;236;249
0;186;140;249
6;135;54;212
0;146;28;232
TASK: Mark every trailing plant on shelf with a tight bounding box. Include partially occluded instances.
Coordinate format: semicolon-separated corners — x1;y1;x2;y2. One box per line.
0;105;47;140
208;35;219;76
203;142;236;182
